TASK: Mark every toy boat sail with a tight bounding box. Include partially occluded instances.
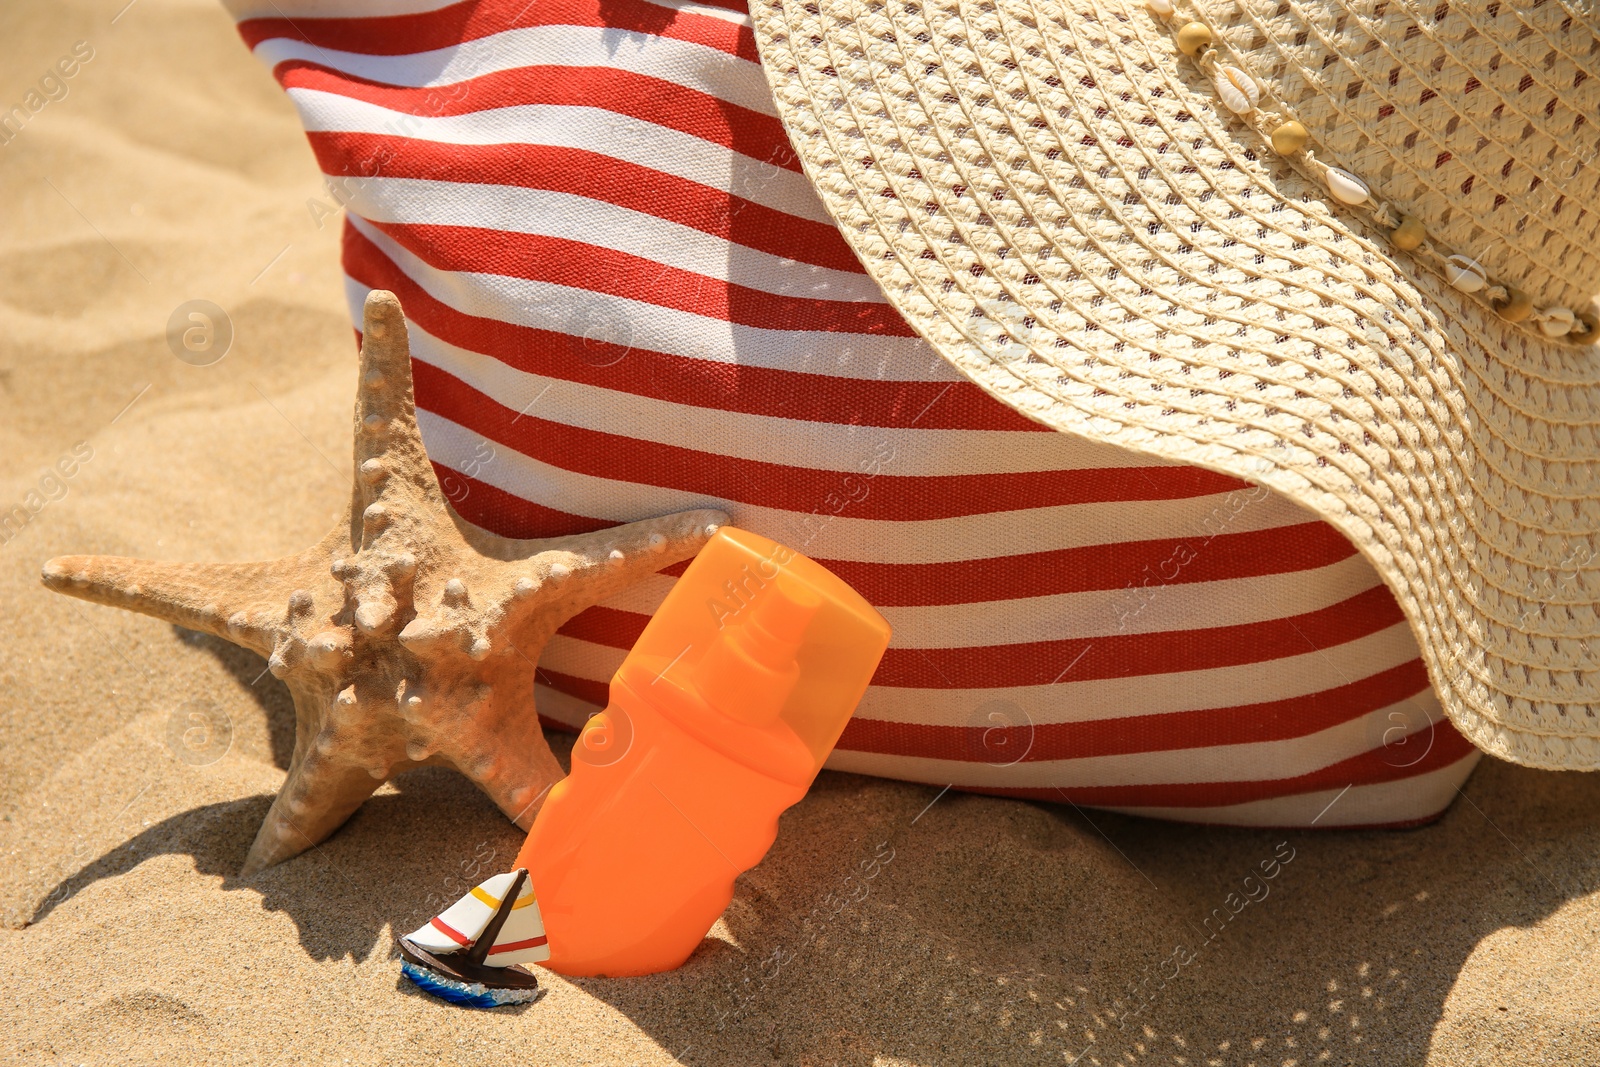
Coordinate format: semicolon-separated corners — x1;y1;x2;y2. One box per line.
398;868;547;990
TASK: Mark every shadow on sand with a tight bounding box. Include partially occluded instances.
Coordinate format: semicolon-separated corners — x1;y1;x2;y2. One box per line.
28;637;1600;1063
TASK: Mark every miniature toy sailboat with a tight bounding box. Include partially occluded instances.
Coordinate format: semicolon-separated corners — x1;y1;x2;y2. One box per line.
398;868;547;1007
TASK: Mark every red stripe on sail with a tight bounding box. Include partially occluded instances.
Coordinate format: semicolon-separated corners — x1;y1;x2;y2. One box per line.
366;221;907;334
346;227;1044;431
412;362;1252;519
430;917;471;945
278;63;798;170
489;936;549;953
836;659;1433;762
967;720;1475;810
239;0;760;63
310;134;858;272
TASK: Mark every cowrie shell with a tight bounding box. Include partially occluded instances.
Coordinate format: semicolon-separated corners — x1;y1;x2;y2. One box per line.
1324;166;1370;206
1214;66;1260;114
1539;306;1577;337
1443;254;1487;293
1146;0;1174;13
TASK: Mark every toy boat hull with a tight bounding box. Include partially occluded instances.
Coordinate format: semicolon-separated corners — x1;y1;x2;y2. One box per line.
398;936;541;990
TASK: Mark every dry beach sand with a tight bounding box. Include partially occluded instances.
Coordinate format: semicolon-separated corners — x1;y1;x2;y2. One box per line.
2;1;1599;1063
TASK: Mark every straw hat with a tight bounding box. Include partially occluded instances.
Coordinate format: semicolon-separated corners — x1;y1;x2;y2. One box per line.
751;0;1600;769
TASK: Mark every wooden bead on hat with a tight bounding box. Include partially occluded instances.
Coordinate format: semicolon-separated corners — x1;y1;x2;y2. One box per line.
1389;216;1426;252
1270;121;1308;155
1176;22;1212;56
1493;288;1534;323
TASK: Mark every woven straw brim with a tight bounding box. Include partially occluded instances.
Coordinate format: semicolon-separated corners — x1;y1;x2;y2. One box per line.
753;0;1600;769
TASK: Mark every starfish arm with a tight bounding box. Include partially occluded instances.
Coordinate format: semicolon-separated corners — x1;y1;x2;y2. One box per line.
427;670;570;830
544;506;731;611
471;736;567;830
40;549;332;657
466;507;731;649
241;685;388;876
352;288;450;516
243;760;385;876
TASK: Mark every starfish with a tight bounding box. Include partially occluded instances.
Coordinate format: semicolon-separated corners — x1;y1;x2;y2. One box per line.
42;290;727;876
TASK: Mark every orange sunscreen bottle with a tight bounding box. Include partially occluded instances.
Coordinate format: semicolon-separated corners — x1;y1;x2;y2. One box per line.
514;526;890;977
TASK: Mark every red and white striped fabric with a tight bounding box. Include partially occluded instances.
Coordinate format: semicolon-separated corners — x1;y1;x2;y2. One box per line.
234;0;1480;827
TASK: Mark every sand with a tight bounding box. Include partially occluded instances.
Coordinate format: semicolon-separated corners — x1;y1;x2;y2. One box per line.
2;1;1598;1063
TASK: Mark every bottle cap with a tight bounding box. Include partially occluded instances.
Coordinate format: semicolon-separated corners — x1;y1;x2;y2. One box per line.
693;572;822;727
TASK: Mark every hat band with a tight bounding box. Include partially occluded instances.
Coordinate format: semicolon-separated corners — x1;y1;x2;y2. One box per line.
1146;0;1599;346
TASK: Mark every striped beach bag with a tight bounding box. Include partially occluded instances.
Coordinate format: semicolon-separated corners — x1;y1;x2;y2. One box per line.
231;0;1480;827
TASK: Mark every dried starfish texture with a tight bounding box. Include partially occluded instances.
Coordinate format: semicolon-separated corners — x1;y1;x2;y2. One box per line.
41;291;728;876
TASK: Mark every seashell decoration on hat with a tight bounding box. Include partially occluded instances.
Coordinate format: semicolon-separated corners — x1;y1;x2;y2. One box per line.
1209;0;1600;336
